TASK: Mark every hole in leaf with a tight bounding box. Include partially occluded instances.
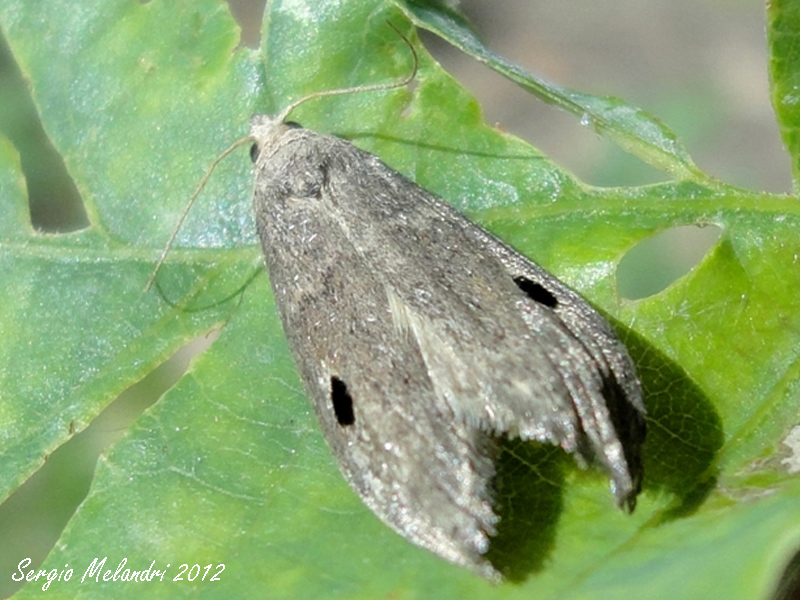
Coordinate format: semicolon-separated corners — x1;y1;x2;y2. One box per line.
0;31;88;233
331;376;355;426
224;0;266;49
780;425;800;474
616;225;722;300
0;332;217;599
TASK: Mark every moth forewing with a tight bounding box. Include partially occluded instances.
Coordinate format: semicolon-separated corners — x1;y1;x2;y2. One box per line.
248;115;645;578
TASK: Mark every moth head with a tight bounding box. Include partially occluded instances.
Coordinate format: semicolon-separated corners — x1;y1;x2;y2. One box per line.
249;21;417;164
248;114;300;162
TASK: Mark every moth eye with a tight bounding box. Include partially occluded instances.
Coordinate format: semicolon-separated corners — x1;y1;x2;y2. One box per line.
513;276;558;308
330;376;355;426
250;143;260;163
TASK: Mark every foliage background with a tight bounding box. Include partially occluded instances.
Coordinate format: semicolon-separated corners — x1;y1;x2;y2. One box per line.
0;0;798;599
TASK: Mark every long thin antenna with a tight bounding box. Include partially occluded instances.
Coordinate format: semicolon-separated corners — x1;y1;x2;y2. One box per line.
143;136;250;292
275;22;418;124
145;22;418;292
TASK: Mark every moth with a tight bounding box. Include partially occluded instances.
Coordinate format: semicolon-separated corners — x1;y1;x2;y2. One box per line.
247;101;645;578
152;33;646;580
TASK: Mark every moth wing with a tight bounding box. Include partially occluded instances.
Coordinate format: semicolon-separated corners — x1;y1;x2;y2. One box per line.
319;136;646;508
252;129;501;576
251;122;645;576
395;189;646;506
458;219;647;506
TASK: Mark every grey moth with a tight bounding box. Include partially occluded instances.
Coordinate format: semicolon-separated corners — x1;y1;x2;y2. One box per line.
247;102;645;578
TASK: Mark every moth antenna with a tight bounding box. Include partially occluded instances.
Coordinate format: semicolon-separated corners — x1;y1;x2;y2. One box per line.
144;135;252;292
275;21;418;124
145;22;417;292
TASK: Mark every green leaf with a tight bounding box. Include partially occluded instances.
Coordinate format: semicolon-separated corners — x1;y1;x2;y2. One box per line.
397;0;708;183
769;0;800;187
0;0;799;599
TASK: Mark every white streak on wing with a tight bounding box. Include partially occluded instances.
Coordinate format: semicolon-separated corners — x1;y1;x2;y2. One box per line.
384;287;491;432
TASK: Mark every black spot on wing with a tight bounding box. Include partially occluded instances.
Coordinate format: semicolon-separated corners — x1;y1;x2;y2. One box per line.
513;276;558;308
331;376;355;426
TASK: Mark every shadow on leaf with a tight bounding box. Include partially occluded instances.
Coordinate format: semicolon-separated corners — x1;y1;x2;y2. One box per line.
486;440;566;582
484;324;723;582
621;328;724;520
